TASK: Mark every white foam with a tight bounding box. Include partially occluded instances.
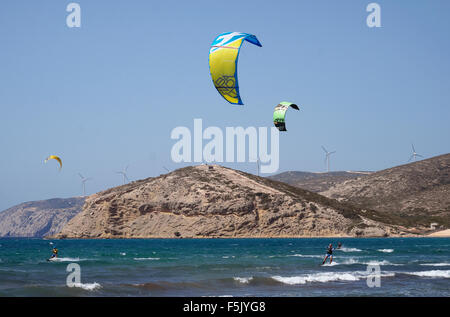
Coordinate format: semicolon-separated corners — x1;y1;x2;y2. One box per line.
288;254;322;258
233;277;253;284
272;273;359;285
339;247;362;252
340;258;359;265
420;263;450;267
133;257;160;261
49;257;85;262
322;262;339;266
378;249;394;253
70;282;101;291
364;260;403;266
271;271;395;285
120;252;126;256
406;270;450;278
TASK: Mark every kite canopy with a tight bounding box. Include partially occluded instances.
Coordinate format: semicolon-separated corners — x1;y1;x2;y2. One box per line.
44;155;62;170
209;32;262;105
273;102;299;131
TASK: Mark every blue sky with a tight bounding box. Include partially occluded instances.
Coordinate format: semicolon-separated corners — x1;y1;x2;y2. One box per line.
0;0;449;210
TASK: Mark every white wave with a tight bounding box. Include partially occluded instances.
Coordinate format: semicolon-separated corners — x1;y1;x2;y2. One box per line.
133;257;160;261
272;273;359;285
406;270;450;278
378;249;394;253
339;247;362;252
48;257;85;262
364;260;403;266
322;262;339;266
288;254;323;258
271;271;395;285
420;263;450;267
120;252;126;256
70;282;101;291
333;259;403;266
340;258;359;265
233;277;253;284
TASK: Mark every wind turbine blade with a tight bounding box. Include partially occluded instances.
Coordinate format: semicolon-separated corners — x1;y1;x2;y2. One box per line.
330;151;336;155
321;146;328;153
125;165;129;172
416;154;423;158
412;144;416;153
78;173;84;179
408;155;414;162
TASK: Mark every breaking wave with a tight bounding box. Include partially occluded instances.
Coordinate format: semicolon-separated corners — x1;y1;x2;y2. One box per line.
378;249;394;253
271;271;395;285
405;270;450;278
69;282;101;291
133;257;160;261
233;277;253;284
420;263;450;267
339;247;362;252
48;257;86;262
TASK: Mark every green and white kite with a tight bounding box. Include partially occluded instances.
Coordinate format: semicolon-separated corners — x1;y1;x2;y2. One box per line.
273;102;299;131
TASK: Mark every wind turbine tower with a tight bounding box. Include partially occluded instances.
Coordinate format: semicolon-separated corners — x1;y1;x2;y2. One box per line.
409;144;423;162
116;165;130;185
322;146;336;173
78;173;92;196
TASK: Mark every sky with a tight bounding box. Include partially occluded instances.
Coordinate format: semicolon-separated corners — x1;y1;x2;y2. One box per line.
0;0;449;210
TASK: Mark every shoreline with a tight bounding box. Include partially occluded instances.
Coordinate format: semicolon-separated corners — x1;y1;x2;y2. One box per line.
427;229;450;237
43;234;436;240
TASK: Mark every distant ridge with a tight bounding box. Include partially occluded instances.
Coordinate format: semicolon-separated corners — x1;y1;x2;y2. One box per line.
0;197;85;237
268;171;373;193
321;153;450;229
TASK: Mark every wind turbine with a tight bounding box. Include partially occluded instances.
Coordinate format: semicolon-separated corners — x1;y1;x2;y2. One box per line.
162;166;170;173
78;173;92;196
116;165;130;185
250;156;261;176
409;144;423;162
322;146;336;173
256;157;260;177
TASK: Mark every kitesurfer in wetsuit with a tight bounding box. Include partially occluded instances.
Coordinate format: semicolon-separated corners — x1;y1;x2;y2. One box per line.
50;247;58;259
322;244;334;264
337;242;342;249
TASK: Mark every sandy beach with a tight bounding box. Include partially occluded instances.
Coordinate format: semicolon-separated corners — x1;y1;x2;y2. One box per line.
428;229;450;237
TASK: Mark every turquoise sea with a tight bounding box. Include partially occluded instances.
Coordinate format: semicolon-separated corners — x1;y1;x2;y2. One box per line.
0;238;449;297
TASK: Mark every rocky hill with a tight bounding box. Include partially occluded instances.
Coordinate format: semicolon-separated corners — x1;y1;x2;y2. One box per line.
269;171;372;192
53;165;416;239
321;154;450;229
0;198;85;237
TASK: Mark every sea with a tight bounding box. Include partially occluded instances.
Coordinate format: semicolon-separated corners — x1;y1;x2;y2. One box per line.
0;238;449;297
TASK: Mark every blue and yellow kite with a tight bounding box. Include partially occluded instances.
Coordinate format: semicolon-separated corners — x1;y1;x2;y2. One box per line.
209;32;262;105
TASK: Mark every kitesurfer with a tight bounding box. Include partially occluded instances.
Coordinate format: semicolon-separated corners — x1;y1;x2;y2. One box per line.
322;244;334;264
50;247;58;259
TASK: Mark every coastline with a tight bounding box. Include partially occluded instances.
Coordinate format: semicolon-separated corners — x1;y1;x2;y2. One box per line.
45;233;430;240
427;229;450;237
